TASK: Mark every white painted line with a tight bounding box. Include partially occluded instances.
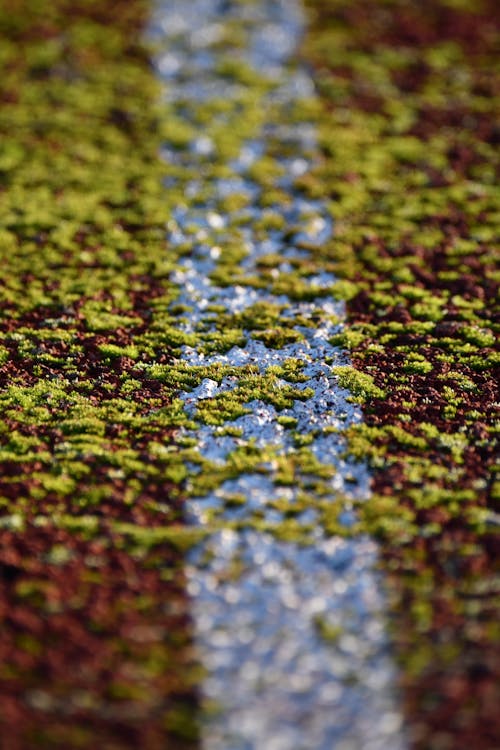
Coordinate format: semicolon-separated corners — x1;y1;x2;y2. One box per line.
152;1;408;747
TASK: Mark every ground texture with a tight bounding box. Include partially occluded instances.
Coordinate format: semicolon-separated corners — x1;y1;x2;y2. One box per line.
0;0;498;748
0;2;198;747
303;1;499;747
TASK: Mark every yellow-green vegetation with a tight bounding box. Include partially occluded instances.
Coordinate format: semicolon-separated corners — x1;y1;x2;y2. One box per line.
0;0;376;743
1;0;498;746
0;1;201;746
303;0;499;745
0;0;190;513
301;0;499;539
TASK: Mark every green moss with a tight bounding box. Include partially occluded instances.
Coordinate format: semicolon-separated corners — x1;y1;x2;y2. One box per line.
313;615;343;644
303;1;499;731
333;366;385;400
402;353;433;375
252;328;304;348
0;0;213;743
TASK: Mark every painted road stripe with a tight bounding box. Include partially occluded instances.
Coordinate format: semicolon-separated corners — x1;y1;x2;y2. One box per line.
152;1;407;747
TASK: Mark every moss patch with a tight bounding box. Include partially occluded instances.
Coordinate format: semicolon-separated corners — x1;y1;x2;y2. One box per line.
303;1;499;747
0;1;199;746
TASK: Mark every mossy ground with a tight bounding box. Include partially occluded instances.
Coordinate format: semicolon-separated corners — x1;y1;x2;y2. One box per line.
2;0;499;746
303;1;499;747
0;8;359;746
0;2;199;746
